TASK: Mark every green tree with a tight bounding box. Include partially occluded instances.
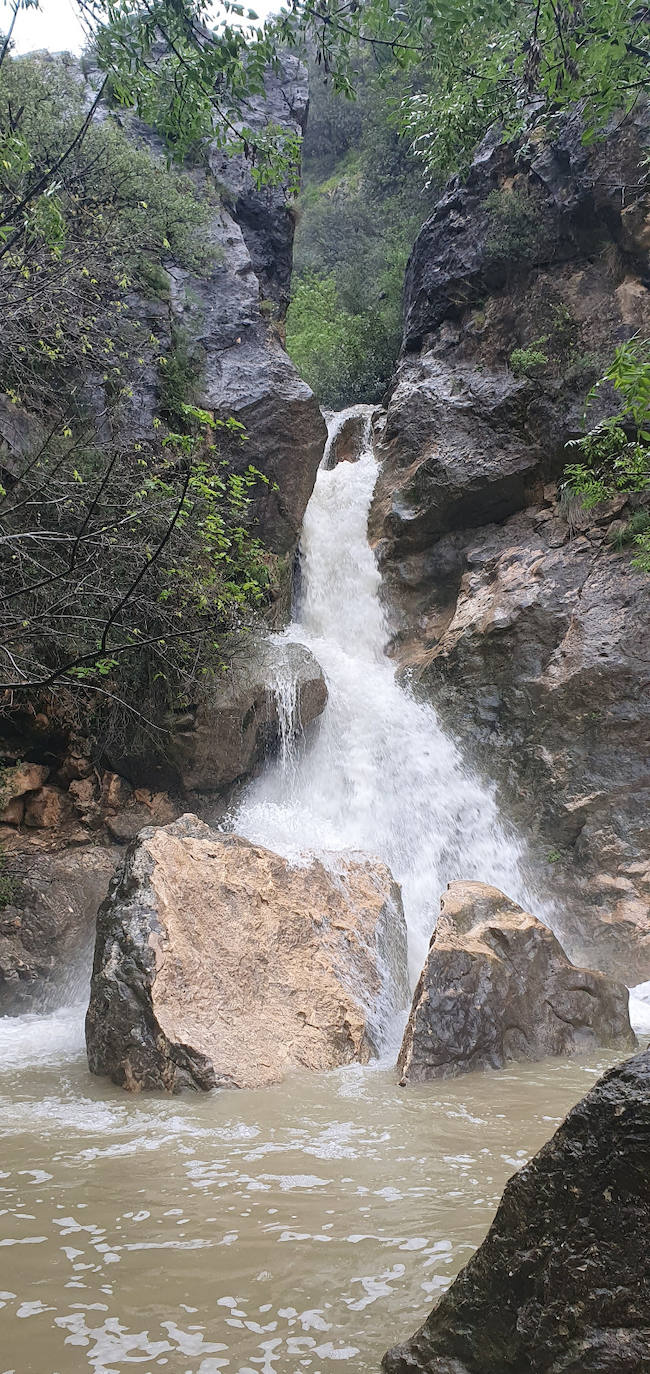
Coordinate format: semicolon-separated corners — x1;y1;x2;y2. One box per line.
6;1;648;198
565;337;650;570
286;48;437;404
0;53;270;746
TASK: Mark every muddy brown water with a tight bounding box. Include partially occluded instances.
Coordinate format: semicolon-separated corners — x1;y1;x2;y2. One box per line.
0;1007;624;1374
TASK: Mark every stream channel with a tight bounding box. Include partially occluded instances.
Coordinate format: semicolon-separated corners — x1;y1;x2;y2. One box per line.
1;409;647;1374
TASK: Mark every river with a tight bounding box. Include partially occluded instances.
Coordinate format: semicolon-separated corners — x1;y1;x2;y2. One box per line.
0;408;646;1374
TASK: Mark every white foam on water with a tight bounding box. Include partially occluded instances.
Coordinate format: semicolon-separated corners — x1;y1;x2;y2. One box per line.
0;1003;86;1070
629;982;650;1037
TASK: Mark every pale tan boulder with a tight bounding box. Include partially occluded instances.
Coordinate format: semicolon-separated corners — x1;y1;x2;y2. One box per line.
0;762;49;821
86;815;408;1092
398;881;636;1085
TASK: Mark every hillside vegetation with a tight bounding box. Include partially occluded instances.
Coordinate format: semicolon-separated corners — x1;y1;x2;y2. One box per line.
286;55;438;408
0;53;270;757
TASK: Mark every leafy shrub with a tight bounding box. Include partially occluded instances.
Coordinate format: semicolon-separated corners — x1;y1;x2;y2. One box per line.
484;189;551;269
159;327;202;422
609;509;650;548
0;54;213;416
509;340;549;377
565;337;650;570
0;54;272;756
286;270;402;409
0;404;272;757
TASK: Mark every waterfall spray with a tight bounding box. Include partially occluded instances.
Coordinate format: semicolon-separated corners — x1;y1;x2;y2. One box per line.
235;409;545;986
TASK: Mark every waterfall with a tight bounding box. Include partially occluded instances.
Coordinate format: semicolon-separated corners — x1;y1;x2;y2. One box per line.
235;409;545;986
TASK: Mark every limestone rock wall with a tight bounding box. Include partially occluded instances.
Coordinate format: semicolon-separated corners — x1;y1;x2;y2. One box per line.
370;107;650;983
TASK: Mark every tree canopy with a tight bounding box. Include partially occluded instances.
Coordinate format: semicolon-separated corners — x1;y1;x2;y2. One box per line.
4;1;649;199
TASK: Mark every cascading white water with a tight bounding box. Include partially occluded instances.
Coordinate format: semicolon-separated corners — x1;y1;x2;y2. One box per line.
3;407;647;1075
235;409;546;987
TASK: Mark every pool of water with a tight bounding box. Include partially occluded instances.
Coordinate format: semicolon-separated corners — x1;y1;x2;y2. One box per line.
0;1006;626;1374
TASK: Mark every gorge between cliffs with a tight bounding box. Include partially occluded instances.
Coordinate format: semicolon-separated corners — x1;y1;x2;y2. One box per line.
1;405;648;1372
1;17;650;1374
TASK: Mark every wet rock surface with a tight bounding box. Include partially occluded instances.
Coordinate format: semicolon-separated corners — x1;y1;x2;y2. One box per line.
0;846;119;1013
383;1047;650;1374
371;108;650;980
0;61;327;1003
168;636;328;793
324;406;376;469
86;815;408;1092
161;54;326;557
398;882;635;1085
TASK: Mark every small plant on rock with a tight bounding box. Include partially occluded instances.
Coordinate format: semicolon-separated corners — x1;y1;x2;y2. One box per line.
564;336;650;570
509;338;549;377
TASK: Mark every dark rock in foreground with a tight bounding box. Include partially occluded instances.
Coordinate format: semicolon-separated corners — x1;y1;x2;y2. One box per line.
398;882;635;1084
384;1048;650;1374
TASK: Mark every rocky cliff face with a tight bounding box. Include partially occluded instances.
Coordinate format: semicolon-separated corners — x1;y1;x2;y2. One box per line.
159;56;327;559
0;58;328;1011
370;108;650;983
101;52;326;562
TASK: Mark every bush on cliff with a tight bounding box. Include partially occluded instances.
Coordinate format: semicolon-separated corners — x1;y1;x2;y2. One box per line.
0;55;271;754
565;337;650;571
0;54;211;414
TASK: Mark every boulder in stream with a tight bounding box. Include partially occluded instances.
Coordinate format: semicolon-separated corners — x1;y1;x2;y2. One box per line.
167;637;328;794
86;815;408;1092
383;1047;650;1373
397;882;635;1084
324;405;377;469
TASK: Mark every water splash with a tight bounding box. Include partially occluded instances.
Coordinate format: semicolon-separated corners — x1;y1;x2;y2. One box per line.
235;409;544;987
269;651;301;776
0;1003;86;1069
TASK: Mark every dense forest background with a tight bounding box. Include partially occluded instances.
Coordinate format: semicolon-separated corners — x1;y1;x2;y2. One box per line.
286;53;439;408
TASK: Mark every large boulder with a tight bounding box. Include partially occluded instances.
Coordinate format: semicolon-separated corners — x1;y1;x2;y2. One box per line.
169;637;328;793
397;882;635;1084
86;816;408;1092
383;1048;650;1374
